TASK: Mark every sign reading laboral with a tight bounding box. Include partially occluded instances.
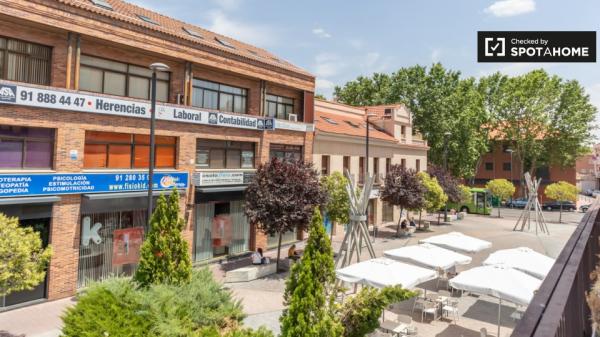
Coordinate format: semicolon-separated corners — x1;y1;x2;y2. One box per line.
0;171;188;197
0;81;312;132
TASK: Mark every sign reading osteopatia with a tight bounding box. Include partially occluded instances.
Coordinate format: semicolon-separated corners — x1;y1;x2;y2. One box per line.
0;81;311;132
193;171;256;186
0;171;188;198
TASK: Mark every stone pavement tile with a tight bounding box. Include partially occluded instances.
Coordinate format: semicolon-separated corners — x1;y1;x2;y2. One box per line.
0;297;73;337
243;310;282;336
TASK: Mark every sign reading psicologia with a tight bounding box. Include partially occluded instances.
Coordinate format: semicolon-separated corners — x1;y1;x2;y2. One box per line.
0;81;311;132
0;171;188;197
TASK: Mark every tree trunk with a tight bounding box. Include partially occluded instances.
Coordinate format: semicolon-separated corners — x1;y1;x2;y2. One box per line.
498;202;501;218
418;210;422;230
437;211;441;225
559;203;563;223
276;232;283;272
396;207;404;237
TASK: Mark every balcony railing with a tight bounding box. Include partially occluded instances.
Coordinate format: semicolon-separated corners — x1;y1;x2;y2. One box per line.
511;200;600;337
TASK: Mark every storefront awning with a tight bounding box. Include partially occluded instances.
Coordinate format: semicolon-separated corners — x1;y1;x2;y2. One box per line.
196;186;247;193
0;196;61;205
83;189;186;200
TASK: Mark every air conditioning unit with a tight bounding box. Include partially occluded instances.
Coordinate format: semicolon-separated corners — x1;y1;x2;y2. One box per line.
288;113;298;122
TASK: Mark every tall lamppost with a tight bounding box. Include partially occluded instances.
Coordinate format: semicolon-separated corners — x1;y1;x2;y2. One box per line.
443;131;451;222
147;62;170;226
506;148;514;206
365;111;377;238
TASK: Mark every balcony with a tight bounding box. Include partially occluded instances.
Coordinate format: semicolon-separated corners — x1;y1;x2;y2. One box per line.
511;200;599;337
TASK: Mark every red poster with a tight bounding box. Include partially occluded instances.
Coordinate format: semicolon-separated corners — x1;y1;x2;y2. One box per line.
112;227;144;266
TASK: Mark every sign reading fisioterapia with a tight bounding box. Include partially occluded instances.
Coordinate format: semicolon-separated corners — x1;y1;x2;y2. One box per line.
0;81;310;132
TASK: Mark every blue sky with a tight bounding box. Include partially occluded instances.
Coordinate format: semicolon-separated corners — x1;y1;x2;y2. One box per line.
131;0;599;129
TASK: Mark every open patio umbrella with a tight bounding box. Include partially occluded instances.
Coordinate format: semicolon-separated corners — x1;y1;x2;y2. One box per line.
336;257;438;289
384;243;472;270
483;247;555;279
419;232;492;253
449;265;542;337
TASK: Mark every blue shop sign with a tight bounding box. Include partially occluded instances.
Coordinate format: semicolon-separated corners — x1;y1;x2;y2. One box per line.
0;171;188;197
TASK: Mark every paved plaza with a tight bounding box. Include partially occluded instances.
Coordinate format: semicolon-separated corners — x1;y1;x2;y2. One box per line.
0;208;582;337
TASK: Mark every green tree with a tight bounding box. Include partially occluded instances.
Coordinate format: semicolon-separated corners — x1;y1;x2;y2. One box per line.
381;165;426;236
134;189;192;287
338;286;417;337
458;184;473;203
545;181;578;223
335;64;490;178
280;209;343;337
315;93;327;100
417;172;447;228
481;70;596;189
0;213;52;296
321;172;350;238
485;179;516;218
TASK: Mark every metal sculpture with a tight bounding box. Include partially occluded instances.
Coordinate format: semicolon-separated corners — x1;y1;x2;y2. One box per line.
335;170;376;269
513;172;550;235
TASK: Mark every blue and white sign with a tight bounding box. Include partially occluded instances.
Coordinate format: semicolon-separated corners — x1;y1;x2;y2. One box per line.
0;171;188;198
0;81;314;132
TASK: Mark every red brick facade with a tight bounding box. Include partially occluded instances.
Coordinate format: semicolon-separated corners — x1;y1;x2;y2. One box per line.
0;0;314;304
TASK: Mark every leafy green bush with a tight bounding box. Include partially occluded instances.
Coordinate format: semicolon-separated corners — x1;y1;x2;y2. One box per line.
61;269;262;337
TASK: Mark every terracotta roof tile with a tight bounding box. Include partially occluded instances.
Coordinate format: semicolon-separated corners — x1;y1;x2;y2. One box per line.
315;111;397;143
56;0;312;77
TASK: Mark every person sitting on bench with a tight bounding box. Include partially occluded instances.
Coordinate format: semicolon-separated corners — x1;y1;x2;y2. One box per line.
288;244;301;261
251;248;269;265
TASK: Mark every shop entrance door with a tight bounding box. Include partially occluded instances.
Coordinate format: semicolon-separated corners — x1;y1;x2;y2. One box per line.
2;217;50;308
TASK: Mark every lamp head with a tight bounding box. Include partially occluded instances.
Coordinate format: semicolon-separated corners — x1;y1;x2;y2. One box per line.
149;62;170;72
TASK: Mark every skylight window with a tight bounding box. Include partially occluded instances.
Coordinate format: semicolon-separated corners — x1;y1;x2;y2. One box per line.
89;0;112;10
183;27;203;39
247;49;260;56
345;120;360;128
321;116;338;125
215;37;235;49
137;14;159;26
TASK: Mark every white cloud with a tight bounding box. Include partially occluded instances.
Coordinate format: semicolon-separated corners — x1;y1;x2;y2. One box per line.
211;0;242;11
316;78;335;91
206;10;277;47
312;27;332;39
313;53;344;78
431;48;441;63
364;52;380;68
484;0;535;17
348;39;364;50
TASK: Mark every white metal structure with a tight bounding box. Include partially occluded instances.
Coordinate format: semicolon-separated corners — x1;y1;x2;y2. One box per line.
335;170;376;268
449;265;542;337
483;247;555;279
384;243;472;270
513;172;550;235
336;257;437;289
419;232;492;253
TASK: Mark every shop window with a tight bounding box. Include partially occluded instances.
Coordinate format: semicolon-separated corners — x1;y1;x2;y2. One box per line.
401;158;406;169
83;131;176;169
416;159;421;172
321;155;330;176
196;139;255;169
266;94;296;120
0;37;51;85
79;55;170;101
192;79;247;114
386;158;391;174
503;162;511;171
270;144;302;162
382;202;394;223
194;200;250;261
268;228;298;248
343;156;350;172
485;162;494;171
0;125;54;169
77;209;146;288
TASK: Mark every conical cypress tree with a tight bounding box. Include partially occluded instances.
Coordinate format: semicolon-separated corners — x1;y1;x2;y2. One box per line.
134;189;192;287
280;208;343;337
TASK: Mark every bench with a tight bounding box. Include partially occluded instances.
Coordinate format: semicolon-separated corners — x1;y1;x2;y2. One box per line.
224;262;277;283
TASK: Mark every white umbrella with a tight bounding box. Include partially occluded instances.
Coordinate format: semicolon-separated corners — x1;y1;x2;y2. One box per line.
336;257;438;289
449;265;542;337
420;232;492;253
384;243;472;270
483;247;555;279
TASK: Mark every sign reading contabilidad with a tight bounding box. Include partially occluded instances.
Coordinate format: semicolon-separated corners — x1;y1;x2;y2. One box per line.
0;171;188;197
0;81;312;132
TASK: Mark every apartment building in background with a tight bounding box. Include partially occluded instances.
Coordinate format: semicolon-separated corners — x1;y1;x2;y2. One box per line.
576;144;600;193
312;99;428;229
0;0;315;309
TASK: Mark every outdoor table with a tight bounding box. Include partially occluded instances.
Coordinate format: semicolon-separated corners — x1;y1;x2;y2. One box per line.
434;296;448;320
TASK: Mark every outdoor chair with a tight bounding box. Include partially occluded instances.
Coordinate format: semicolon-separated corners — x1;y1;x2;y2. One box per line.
397;315;417;337
411;297;426;316
442;298;460;324
421;301;438;322
436;268;449;290
480;328;488;337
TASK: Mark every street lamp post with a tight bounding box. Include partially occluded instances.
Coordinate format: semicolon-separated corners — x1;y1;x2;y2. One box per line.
507;148;514;206
147;62;170;227
365;111;377;238
443;131;451;222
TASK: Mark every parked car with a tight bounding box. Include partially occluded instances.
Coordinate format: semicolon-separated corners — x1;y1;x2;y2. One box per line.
543;201;576;211
506;198;529;209
580;204;592;212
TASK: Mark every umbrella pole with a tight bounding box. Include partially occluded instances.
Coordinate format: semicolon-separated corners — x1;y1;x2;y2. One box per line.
497;298;502;337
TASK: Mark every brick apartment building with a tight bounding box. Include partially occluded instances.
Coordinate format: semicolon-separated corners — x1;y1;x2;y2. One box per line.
473;142;576;200
0;0;315;309
312;100;428;230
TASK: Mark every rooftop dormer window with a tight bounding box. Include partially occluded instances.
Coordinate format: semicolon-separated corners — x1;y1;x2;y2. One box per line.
89;0;113;10
137;14;159;26
183;27;203;39
215;37;235;49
